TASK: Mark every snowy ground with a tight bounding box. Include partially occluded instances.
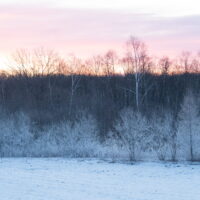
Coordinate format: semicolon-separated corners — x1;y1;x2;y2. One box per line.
0;158;199;200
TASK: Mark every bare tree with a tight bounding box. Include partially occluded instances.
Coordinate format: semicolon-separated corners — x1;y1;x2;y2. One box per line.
180;51;192;73
32;48;59;75
191;52;200;73
123;36;152;111
103;50;117;76
11;48;61;108
92;55;104;76
178;91;200;161
66;55;83;117
11;48;60;76
11;49;32;76
159;56;171;75
83;56;103;76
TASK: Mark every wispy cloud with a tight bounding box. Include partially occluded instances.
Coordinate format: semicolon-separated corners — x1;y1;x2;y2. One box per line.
0;5;199;59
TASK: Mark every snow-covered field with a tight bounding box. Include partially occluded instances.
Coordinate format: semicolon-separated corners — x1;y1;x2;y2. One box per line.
0;158;199;200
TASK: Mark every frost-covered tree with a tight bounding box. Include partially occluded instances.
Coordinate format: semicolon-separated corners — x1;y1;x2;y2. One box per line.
0;112;32;156
34;113;100;157
65;114;99;157
115;109;150;161
150;112;175;161
177;91;200;161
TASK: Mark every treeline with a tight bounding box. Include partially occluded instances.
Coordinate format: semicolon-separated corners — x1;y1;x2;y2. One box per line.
0;72;199;161
0;36;199;161
1;72;199;131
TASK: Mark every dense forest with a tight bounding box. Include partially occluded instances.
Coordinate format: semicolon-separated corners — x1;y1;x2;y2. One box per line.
0;37;199;161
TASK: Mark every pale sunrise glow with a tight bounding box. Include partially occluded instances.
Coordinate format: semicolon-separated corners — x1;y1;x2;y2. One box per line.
0;0;200;69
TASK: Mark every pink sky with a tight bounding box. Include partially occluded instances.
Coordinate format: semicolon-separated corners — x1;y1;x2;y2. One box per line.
0;1;200;68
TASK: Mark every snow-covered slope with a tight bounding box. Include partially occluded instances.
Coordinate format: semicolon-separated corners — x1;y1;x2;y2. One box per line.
0;158;199;200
